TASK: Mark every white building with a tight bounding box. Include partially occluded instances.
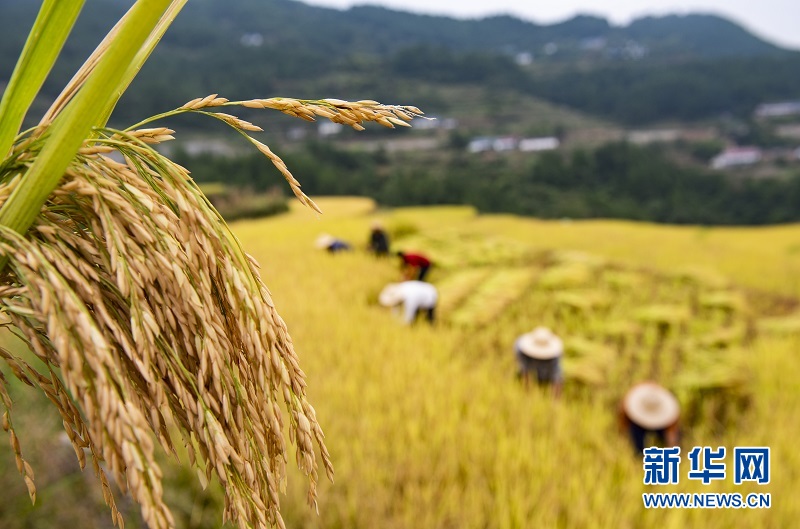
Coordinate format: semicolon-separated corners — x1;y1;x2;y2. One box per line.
627;129;680;145
518;137;560;152
467;137;493;153
711;147;762;169
755;101;800;118
492;136;517;152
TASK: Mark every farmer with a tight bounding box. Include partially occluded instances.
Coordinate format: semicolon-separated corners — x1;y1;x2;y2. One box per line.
315;233;351;254
396;250;432;281
368;221;390;257
619;381;680;454
378;281;438;325
514;326;564;396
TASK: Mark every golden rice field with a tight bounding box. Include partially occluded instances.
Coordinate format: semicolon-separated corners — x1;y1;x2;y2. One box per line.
242;198;800;529
4;196;800;528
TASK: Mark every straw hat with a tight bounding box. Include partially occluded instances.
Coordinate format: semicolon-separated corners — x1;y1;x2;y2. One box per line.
315;233;335;249
378;283;404;307
517;326;564;360
623;382;680;430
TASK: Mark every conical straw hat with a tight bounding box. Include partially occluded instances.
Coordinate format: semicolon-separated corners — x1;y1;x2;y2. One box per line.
623;382;680;430
517;326;563;360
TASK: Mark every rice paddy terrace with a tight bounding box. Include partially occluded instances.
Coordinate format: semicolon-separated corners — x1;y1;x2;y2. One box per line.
4;197;800;528
233;198;800;529
402;231;761;428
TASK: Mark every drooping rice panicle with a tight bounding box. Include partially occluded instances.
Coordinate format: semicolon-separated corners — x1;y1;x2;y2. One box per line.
0;122;345;529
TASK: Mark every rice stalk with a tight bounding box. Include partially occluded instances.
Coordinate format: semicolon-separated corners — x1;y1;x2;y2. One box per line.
121;95;425;215
2;0;416;526
0;101;423;526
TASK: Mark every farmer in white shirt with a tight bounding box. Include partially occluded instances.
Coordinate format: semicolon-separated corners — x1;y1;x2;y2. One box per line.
379;281;438;325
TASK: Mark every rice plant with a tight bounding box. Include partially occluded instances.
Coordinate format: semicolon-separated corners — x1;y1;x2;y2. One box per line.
230;201;800;529
395;220;766;431
435;269;491;316
0;2;421;529
449;268;536;326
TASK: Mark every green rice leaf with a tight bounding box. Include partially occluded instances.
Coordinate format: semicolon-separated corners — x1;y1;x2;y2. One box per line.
0;0;173;240
97;1;189;126
0;0;86;158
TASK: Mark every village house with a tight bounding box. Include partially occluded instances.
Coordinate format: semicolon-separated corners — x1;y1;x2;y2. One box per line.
518;137;560;152
468;135;561;153
754;101;800;119
710;147;762;169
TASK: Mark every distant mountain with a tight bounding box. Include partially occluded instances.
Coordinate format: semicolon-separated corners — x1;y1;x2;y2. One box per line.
1;0;789;74
624;14;784;58
164;2;790;60
1;0;798;126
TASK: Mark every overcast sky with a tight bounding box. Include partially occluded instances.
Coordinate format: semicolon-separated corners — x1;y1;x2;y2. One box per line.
301;0;800;50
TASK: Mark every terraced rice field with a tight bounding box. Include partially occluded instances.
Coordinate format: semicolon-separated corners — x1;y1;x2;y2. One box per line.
3;197;800;529
410;232;758;430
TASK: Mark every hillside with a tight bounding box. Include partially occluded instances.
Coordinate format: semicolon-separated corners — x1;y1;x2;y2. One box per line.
3;198;800;528
2;0;799;127
173;140;800;226
4;0;800;228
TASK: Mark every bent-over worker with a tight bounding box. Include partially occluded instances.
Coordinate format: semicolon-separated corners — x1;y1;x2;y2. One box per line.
378;281;438;325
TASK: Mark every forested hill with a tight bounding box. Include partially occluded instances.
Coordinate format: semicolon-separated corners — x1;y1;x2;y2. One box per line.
0;0;789;66
2;0;799;126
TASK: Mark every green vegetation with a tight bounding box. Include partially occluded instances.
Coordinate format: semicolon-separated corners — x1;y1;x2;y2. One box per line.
529;55;800;125
175;141;800;225
197;182;289;221
2;0;799;129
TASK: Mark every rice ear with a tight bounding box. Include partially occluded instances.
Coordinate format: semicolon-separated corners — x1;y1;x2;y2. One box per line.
0;131;332;529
